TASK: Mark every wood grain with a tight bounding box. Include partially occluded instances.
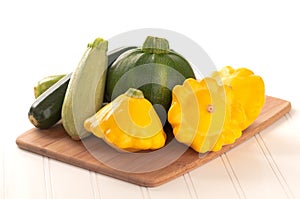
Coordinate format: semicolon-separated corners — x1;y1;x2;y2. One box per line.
16;96;291;187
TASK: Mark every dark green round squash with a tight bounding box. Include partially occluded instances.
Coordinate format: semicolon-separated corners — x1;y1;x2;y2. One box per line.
105;36;195;111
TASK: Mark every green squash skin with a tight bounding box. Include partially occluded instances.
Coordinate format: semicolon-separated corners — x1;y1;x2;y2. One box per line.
28;46;136;130
105;48;195;110
29;73;71;129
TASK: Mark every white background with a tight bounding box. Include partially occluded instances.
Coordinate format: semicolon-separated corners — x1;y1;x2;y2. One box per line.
1;0;300;198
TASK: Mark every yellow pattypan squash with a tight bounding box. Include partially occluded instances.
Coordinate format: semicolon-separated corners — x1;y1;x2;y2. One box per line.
211;66;265;130
84;88;166;152
168;77;242;153
168;66;265;153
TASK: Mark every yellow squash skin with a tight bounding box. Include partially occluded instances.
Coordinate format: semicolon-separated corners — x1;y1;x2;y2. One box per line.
211;66;265;130
168;66;265;153
84;88;166;152
168;78;242;153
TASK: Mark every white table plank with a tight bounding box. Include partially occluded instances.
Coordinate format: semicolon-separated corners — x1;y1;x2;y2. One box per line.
260;108;300;199
49;159;94;199
189;157;240;199
4;147;46;199
95;174;144;199
226;134;288;199
148;176;193;199
256;134;294;199
1;141;4;199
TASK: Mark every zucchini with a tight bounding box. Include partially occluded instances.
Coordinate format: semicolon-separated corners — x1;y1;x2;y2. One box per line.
28;46;136;129
34;74;66;98
61;38;108;140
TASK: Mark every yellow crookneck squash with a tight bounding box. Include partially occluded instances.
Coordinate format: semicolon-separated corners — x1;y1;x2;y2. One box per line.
168;66;265;153
84;88;166;152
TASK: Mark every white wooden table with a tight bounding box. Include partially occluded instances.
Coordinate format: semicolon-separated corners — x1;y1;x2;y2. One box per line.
1;1;300;198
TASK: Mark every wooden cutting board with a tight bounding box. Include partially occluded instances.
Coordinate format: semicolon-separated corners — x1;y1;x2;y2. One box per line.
16;96;291;187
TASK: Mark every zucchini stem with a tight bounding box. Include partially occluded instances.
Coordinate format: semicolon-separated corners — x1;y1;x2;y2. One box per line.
88;37;106;49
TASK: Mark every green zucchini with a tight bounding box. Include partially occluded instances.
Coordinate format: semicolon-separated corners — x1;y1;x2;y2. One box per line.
34;74;66;98
28;46;136;129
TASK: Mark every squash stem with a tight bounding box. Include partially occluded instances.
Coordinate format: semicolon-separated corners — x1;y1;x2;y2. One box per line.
87;37;107;49
142;36;170;54
125;88;144;99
